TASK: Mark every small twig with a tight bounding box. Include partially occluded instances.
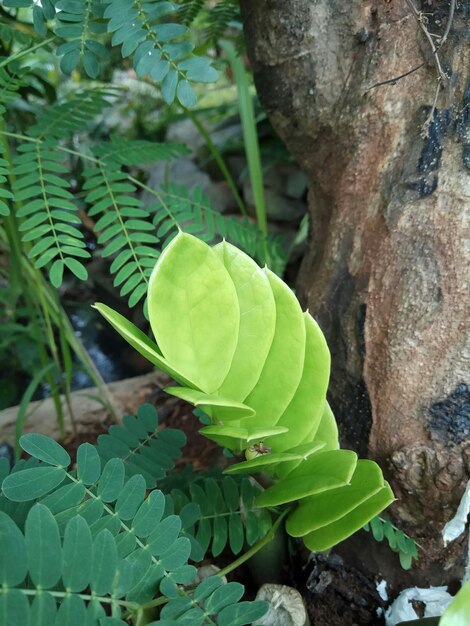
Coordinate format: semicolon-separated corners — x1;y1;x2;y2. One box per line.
422;79;442;136
405;0;447;83
367;63;424;91
405;0;456;136
438;0;456;48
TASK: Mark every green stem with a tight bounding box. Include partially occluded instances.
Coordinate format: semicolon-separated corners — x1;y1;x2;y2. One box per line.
217;508;290;578
0;37;55;68
221;41;268;263
11;587;138;610
184;108;248;218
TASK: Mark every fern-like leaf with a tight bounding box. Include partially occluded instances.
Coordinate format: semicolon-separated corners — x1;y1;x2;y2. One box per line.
0;427;268;624
93;133;190;166
12;139;90;287
178;0;206;25
0;145;13;217
363;516;419;570
54;0;109;77
152;183;287;272
0;66;28;114
84;163;159;308
103;0;219;105
205;0;241;45
0;21;34;48
95;404;186;488
28;88;116;139
168;475;273;561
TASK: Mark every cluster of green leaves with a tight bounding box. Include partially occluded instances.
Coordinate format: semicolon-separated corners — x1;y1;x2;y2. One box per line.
1;92;284;306
12;139;89;287
0;286;48;409
0;404;269;625
97;232;395;554
0;65;28;116
0;143;13;217
151;183;286;273
170;475;273;560
439;579;470;626
179;0;242;49
3;0;220;105
95;404;186;488
363;516;419;570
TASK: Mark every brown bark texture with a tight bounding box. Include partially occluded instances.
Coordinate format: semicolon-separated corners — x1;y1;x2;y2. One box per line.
240;0;470;590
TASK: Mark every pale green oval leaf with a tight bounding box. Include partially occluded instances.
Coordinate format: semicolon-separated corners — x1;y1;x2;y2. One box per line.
0;589;30;626
54;594;86;626
148;232;240;393
286;460;386;536
439;580;470;626
30;592;57;626
302;482;395;552
91;529;117;595
255;450;357;508
165;387;255;421
97;458;125;503
213;241;276;403
242;268;305;429
115;474;146;520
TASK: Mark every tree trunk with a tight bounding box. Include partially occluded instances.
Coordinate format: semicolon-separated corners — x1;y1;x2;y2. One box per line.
240;0;470;604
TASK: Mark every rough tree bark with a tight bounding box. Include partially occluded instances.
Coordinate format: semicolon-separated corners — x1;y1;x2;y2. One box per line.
240;0;470;613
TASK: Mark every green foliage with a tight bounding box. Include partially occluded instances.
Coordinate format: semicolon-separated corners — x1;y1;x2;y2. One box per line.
95;404;186;488
28;88;115;140
0;146;13;217
0;406;269;625
439;580;470;626
97;232;395;553
3;0;220;102
151;183;286;272
169;475;274;560
13;139;90;286
1;89;281;302
0;66;28;115
363;516;419;570
178;0;242;49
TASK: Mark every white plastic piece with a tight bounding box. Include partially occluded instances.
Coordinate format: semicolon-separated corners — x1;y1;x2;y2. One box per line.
377;579;388;602
442;480;470;546
384;586;453;626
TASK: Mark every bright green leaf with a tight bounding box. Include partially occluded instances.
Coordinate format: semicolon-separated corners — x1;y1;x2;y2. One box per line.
147;232;240;393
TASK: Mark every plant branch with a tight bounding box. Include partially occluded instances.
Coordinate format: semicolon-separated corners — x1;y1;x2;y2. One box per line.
438;0;456;48
405;0;447;82
0;37;55;68
185;107;248;218
366;63;424;91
